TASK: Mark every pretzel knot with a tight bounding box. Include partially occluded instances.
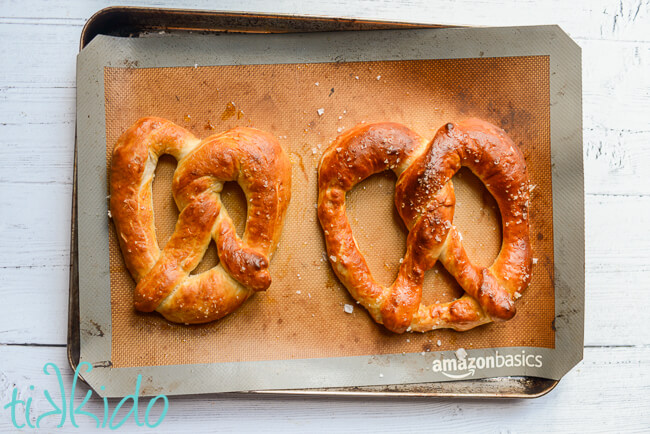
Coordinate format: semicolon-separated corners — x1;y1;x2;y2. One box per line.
110;117;292;324
318;119;532;333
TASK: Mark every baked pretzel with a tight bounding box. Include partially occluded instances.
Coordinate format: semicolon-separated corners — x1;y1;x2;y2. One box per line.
318;119;532;333
110;117;292;324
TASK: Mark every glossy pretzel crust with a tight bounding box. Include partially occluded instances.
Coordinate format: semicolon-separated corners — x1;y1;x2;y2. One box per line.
110;117;292;324
318;119;532;333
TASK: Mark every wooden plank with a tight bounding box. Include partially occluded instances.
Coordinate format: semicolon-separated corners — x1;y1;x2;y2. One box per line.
0;123;75;185
0;24;79;87
4;186;647;270
1;33;649;195
0;182;72;268
582;40;650;134
585;195;650;274
0;86;75;125
1;96;648;196
1;269;648;347
0;266;69;345
0;0;648;42
1;196;649;347
584;269;649;346
0;187;648;346
0;268;647;347
0;344;647;431
584;127;650;198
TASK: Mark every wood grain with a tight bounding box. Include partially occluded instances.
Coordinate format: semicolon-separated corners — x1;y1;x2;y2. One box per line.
0;345;647;431
0;0;648;431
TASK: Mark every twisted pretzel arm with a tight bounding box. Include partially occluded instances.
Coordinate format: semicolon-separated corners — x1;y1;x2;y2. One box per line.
172;128;292;291
110;117;201;281
132;192;221;312
156;267;251;324
398;119;532;330
156;128;291;323
318;123;429;332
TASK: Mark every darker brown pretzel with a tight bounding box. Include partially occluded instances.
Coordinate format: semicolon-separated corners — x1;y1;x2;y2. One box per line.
318;119;532;333
110;117;292;324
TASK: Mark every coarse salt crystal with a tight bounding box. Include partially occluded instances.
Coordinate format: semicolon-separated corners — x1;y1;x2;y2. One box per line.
107;210;112;218
514;291;522;299
317;108;325;116
315;82;319;86
337;127;344;133
379;373;384;378
376;75;381;80
533;257;539;264
437;340;442;346
330;255;338;263
344;304;354;314
296;290;301;294
455;348;467;360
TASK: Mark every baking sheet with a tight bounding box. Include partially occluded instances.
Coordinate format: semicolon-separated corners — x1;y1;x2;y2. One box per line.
75;26;584;396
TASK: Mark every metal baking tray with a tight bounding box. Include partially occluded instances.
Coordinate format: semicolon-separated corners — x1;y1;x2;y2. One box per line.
68;6;559;399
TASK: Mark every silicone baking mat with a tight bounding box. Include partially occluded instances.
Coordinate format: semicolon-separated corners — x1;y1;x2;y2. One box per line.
104;56;554;368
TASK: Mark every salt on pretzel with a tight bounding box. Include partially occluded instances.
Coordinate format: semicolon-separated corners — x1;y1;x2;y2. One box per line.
317;119;532;333
110;117;291;324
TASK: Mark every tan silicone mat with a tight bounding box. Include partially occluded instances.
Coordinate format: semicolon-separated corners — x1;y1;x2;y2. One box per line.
105;56;554;368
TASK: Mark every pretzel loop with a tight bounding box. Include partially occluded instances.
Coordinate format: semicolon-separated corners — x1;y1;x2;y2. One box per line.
318;119;532;333
110;117;291;324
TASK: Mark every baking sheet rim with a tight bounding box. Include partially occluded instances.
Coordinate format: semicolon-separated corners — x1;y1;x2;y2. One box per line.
71;10;584;393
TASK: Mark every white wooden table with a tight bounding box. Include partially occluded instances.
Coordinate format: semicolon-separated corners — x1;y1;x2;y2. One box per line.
1;0;648;431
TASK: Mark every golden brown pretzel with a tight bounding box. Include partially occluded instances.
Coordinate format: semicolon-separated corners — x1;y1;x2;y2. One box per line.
110;117;292;324
318;119;532;333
